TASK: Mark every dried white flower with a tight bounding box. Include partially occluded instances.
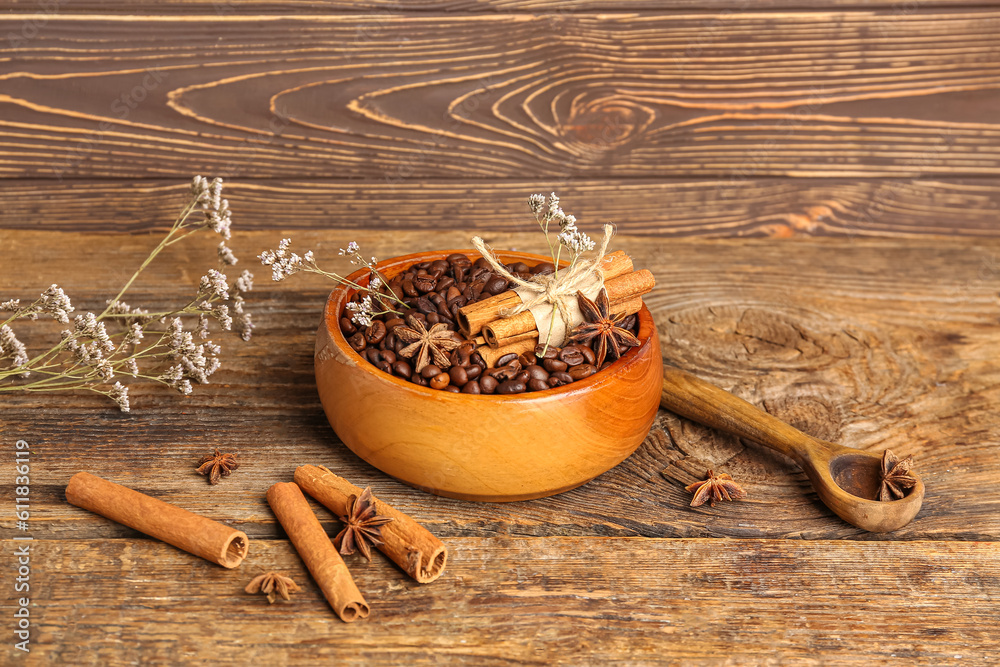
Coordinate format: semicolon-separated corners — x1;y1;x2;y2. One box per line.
1;299;21;311
235;270;253;294
199;269;230;300
303;250;315;263
40;285;74;324
345;295;375;327
557;223;595;255
528;193;546;214
0;325;30;373
339;241;360;256
218;242;238;266
109;381;130;413
236;311;253;342
214;304;232;331
124;358;139;376
198;313;210;338
259;238;304;282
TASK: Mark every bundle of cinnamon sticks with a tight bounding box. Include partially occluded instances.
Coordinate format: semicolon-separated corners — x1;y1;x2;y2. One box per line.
457;250;655;361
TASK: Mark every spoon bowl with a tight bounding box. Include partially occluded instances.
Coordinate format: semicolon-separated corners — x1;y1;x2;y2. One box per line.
660;366;924;532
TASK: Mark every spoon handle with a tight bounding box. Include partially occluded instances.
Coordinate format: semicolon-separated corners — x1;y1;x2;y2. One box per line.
660;366;831;464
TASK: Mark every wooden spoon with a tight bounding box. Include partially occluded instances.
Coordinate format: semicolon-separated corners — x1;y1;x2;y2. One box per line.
660;366;924;532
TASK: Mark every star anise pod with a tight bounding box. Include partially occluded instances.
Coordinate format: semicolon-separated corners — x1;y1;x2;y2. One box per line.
685;469;747;508
245;571;301;604
196;449;239;485
395;315;463;373
566;288;641;367
334;487;394;561
879;449;917;501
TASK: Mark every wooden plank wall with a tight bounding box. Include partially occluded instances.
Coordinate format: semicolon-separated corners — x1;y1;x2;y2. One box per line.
1;6;998;237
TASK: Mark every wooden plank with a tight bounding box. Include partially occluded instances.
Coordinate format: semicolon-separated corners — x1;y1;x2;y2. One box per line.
2;12;1000;180
2;537;997;663
2;178;1000;238
2;1;997;12
2;229;999;541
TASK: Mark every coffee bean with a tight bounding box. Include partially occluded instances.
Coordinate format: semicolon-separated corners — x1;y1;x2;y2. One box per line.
448;366;469;386
376;360;393;374
428;292;444;306
473;257;491;270
497;379;526;394
421;364;442;379
447;253;470;264
534;344;560;360
413;275;437;293
347;332;366;352
525;365;549;381
436;301;452;318
437;276;456;293
531;262;555;275
470;352;487;368
384;317;405;331
543;358;568;373
495;352;519;367
380;349;397;365
443;385;461;393
549;371;574;385
430;373;450;390
518;352;536;368
569;364;597;380
515;371;530;384
392;361;412;379
411;374;429;387
619;314;637;331
364;320;387;345
416;297;436;314
510;262;529;274
579;345;597;366
426;312;441;325
528;378;549;392
484;276;509;295
465;364;482;381
558;346;585;366
461;380;481;394
445;285;462;303
430;259;450;274
453;265;467;284
365;348;381;364
340;317;357;335
402;279;418;297
479;375;498;394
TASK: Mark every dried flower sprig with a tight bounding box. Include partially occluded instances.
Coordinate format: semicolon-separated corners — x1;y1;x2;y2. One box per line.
528;192;597;278
0;177;253;411
258;239;406;326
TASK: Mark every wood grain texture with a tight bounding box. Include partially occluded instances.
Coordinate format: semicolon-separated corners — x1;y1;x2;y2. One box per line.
3;1;997;12
2;229;999;543
1;537;997;664
2;178;999;238
2;12;1000;180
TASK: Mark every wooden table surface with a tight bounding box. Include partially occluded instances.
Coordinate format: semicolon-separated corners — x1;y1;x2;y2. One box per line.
2;4;1000;665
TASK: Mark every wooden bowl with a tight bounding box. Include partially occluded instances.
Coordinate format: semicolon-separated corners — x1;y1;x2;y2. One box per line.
314;249;663;502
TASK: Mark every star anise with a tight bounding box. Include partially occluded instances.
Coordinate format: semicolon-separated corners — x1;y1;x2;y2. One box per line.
333;487;394;561
684;469;747;507
394;315;463;373
245;571;301;604
878;449;917;501
196;449;239;485
566;288;641;367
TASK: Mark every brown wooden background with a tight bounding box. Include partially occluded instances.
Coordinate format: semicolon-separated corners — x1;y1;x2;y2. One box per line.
1;3;999;665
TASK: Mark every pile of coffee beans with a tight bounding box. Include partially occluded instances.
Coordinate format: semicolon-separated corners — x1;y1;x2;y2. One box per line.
340;253;639;395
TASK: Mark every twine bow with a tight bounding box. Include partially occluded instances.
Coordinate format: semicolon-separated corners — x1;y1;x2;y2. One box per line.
471;224;614;346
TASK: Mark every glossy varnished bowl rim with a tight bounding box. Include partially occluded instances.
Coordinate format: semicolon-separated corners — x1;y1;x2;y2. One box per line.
323;248;658;404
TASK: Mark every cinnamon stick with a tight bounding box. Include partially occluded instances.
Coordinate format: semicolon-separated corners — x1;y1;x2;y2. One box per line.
489;297;645;353
458;250;633;336
65;472;248;568
266;482;370;622
482;269;655;347
294;465;447;584
477;336;539;367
